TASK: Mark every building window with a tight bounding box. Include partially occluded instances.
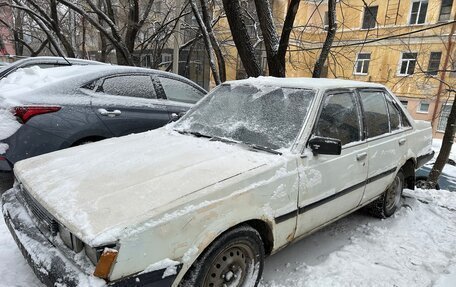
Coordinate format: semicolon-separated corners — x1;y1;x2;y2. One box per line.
354;53;371;74
161;53;172;65
439;0;453;22
362;6;378;29
399;52;417;75
437;104;452;131
427;52;442;75
450;59;456;78
410;1;428;25
417;101;430;113
400;100;408;107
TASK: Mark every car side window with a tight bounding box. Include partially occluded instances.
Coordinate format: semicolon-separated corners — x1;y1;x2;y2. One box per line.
359;90;390;138
158;77;205;104
100;75;156;99
385;95;401;130
315;92;361;146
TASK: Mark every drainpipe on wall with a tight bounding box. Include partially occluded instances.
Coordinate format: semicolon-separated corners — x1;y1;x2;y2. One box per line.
431;20;456;130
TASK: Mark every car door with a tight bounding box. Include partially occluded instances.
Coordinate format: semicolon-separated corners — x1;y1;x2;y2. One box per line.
358;89;408;204
90;74;170;137
296;90;368;237
155;76;206;119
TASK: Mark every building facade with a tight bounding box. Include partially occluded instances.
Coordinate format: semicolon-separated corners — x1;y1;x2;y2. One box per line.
220;0;455;138
0;5;15;60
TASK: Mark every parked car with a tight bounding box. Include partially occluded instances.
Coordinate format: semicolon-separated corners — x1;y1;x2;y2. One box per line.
415;159;456;191
0;56;105;80
0;65;206;175
2;78;433;287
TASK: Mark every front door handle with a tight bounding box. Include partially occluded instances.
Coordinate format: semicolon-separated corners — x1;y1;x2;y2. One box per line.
98;108;122;117
399;138;406;146
356;152;367;161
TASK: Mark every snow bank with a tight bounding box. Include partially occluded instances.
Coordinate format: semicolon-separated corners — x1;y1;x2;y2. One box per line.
260;188;456;287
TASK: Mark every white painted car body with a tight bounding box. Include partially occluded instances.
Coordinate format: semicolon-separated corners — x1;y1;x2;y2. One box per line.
3;77;433;286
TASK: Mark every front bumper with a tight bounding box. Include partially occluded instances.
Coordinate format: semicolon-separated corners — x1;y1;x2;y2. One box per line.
2;187;180;287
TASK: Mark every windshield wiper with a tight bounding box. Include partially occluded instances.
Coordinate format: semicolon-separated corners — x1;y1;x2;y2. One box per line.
243;142;282;155
177;130;212;138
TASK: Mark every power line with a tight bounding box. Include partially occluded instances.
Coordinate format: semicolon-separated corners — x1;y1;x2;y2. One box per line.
290;20;456;51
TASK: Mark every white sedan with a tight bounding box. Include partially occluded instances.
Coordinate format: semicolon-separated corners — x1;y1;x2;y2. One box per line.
2;77;433;287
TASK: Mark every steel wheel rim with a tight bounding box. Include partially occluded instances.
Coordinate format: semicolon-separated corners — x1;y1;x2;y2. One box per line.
386;175;402;211
203;242;256;287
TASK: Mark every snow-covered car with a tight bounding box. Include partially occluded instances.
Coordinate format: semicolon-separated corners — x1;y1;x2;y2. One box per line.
0;65;206;174
2;78;434;287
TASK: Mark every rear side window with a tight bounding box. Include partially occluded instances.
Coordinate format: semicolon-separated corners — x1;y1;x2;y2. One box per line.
159;77;205;104
359;90;389;138
315;92;361;146
386;96;400;130
101;75;156;99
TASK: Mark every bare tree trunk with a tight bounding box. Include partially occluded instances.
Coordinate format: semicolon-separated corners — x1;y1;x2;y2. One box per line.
190;0;221;85
13;9;24;56
253;0;284;77
49;0;76;57
221;0;261;77
199;0;226;82
277;0;300;74
313;0;336;78
426;97;456;188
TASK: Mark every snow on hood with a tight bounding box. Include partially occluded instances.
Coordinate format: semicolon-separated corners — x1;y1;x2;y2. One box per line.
14;127;278;245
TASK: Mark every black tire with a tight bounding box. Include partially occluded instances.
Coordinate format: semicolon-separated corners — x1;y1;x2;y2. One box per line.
367;170;404;218
415;176;440;190
0;172;14;194
180;225;265;287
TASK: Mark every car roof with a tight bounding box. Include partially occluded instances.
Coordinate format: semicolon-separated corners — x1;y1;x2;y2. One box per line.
12;56;105;66
0;64;206;96
225;76;385;90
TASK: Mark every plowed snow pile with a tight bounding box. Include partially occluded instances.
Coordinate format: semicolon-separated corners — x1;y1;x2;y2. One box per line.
1;188;455;287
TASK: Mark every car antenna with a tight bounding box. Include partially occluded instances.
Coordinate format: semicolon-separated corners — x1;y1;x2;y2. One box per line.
60;54;72;66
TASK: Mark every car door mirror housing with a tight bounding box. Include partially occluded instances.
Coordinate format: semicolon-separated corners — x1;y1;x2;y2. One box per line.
308;136;342;155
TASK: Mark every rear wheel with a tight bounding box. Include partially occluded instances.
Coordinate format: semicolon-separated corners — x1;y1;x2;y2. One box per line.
367;170;404;218
180;226;264;287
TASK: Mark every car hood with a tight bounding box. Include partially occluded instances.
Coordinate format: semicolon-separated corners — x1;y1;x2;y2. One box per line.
14;127;277;245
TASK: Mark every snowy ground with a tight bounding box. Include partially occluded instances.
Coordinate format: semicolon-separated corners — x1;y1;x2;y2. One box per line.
0;188;455;287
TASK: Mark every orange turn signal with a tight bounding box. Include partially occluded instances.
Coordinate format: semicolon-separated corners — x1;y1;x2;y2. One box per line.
93;248;118;279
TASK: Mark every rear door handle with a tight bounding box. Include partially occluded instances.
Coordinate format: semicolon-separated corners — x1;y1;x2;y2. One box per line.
98;108;122;117
356;152;367;161
399;138;406;146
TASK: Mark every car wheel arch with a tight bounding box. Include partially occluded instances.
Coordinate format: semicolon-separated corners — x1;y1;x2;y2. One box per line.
175;218;274;285
70;136;106;147
401;158;416;190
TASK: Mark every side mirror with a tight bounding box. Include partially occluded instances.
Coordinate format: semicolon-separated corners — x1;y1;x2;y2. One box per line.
308;136;341;155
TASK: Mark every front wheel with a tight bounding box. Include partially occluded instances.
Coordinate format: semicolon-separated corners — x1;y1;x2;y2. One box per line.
367;170;404;218
180;226;264;287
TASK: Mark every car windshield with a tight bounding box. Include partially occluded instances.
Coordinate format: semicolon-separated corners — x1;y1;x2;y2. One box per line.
174;83;315;150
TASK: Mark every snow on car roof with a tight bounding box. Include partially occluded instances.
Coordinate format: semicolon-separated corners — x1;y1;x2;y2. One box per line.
0;64;202;96
226;76;385;90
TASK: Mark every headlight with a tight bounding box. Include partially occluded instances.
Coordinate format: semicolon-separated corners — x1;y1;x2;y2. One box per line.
85;244;118;265
59;225;84;253
85;245;102;265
